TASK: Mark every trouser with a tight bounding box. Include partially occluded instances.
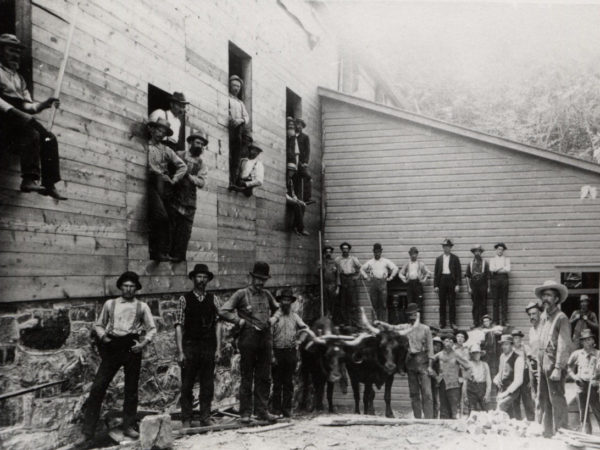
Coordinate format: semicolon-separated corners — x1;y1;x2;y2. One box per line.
293;168;312;202
497;388;521;418
237;326;272;417
271;348;297;416
82;335;141;435
147;187;174;260
577;382;600;434
406;352;433;419
538;366;568;437
2;109;61;186
170;210;194;261
406;280;424;312
516;374;535;421
180;341;216;422
529;362;542;423
438;275;456;328
491;274;509;325
287;197;305;232
339;275;360;328
466;381;488;412
323;283;337;319
229;124;243;185
368;278;388;322
470;279;487;326
431;378;439;418
439;381;460;419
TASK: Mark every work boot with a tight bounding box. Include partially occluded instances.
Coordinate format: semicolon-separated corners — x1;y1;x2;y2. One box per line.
20;178;45;193
122;427;139;439
256;412;277;423
40;185;67;200
240;415;252;424
181;419;191;429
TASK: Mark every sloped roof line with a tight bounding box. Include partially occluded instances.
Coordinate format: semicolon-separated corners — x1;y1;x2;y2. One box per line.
319;87;600;176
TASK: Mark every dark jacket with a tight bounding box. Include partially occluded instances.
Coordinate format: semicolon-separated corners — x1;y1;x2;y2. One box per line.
286;132;310;166
434;253;462;288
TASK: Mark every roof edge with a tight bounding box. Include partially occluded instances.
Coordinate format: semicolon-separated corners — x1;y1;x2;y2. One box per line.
319;87;600;176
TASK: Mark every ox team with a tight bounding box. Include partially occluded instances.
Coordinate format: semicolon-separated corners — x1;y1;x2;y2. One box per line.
82;241;598;442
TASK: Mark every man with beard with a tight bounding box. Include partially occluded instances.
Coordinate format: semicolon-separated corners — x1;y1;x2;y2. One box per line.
536;280;572;437
0;34;66;199
570;295;599;348
335;242;362;328
465;245;490;327
319;245;338;319
170;131;209;262
175;264;222;427
149;92;189;150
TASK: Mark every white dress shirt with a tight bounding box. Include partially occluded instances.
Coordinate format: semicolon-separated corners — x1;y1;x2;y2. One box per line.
490;255;511;273
442;254;451;274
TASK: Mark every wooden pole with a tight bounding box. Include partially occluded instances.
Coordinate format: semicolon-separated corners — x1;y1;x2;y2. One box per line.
318;230;324;317
582;377;593;432
47;5;78;130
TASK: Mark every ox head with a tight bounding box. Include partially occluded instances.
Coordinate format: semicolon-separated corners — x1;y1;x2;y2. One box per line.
376;329;408;375
301;316;348;383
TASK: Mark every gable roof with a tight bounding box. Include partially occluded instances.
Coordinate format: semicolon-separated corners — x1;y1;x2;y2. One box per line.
319;87;600;176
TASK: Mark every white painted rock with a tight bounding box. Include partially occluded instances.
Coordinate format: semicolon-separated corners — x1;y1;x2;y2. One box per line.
140;414;173;450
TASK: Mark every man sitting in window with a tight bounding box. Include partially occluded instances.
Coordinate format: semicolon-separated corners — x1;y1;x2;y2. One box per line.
148;91;188;150
228;75;249;184
229;143;264;197
0;34;66;200
285;163;308;236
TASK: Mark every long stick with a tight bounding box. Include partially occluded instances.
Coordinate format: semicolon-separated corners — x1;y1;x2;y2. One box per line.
0;379;66;400
318;230;324;317
47;5;78;130
360;278;376;320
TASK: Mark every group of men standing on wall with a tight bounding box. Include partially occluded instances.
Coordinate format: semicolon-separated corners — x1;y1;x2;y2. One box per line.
320;239;512;330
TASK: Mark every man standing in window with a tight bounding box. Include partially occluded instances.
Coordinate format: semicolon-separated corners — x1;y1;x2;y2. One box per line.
490;243;510;326
465;245;490;327
294;117;312;204
335;242;362;328
228;75;249;184
148;92;188;150
285;163;308;236
230;143;264;197
434;239;462;328
360;243;398;321
0;34;66;199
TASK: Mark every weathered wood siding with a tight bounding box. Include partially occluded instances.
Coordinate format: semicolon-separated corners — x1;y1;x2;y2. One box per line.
322;94;600;332
0;0;341;302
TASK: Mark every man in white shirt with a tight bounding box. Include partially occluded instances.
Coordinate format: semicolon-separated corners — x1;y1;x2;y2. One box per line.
360;243;398;321
148;91;188;150
493;334;524;418
230;143;264;197
399;247;431;314
489;243;511;325
228;75;250;184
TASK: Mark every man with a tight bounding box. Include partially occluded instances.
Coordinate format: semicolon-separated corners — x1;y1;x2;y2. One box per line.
434;239;462;328
0;33;66;199
292;117;312;203
82;272;156;439
335;242;362;328
489;243;510;325
219;262;279;423
319;245;338;319
567;328;600;434
430;331;471;419
228;75;249;184
146;117;187;262
399;247;431;314
465;245;490;327
570;295;599;347
175;264;222;427
431;336;444;418
360;243;398;321
466;343;491;413
536;280;572;437
170;131;209;262
269;288;312;418
230;143;264;197
148;91;188;150
526;301;543;423
493;334;525;419
511;329;535;421
478;314;504;384
285;163;308;236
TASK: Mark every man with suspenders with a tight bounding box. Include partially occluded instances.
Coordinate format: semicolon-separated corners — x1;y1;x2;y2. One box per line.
465;245;490;327
82;272;156;440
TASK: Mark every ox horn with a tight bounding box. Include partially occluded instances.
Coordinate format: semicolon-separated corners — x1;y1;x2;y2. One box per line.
343;333;371;348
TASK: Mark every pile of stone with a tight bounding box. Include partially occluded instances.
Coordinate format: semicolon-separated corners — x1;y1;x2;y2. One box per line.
465;411;543;437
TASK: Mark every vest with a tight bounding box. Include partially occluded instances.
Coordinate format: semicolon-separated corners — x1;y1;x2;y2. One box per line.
182;291;217;346
500;352;519;391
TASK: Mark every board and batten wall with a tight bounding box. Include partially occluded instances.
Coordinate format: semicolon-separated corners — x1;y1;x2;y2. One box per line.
0;0;342;303
321;92;600;333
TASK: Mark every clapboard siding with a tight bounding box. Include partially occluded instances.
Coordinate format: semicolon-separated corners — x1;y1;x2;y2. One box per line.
322;93;600;333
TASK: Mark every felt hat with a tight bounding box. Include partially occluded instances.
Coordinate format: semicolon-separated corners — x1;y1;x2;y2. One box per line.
186;130;209;145
116;271;142;290
0;34;25;48
286;116;296;126
580;294;591;304
250;261;271;279
147;116;174;137
511;329;524;338
469;343;485;355
525;301;542;313
188;263;214;281
323;245;334;253
406;303;419;314
373;243;382;251
432;336;443;345
229;75;244;86
494;243;508;250
287;162;298;172
277;287;296;302
441;238;454;247
470;244;484;254
455;330;469;342
339;242;352;251
580;329;596;341
170;91;189;104
534;280;568;304
295;117;307;128
408;247;419;255
499;334;513;344
481;314;492;322
248;143;263;153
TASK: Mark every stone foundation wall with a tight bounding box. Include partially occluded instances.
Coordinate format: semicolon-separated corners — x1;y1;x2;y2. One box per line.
0;285;320;450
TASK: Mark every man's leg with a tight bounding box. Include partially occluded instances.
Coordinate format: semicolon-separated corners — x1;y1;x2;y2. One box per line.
547;369;568;432
348;279;361;328
170;212;193;262
37;127;61;188
122;351;142;430
407;370;423;419
589;385;600;432
281;349;297;417
521;381;535;421
271;349;283;415
431;380;439;418
438;278;448;328
538;369;554;437
147;188;171;260
446;387;461;419
448;282;457;326
500;277;509;325
379;282;388;322
180;344;200;424
198;351;216;422
490;277;500;325
238;328;258;419
498;390;521;418
418;369;434;419
253;330;273;418
82;355;122;436
578;387;592;434
438;381;451;419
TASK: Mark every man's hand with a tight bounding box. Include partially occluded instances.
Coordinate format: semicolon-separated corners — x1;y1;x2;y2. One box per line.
238;318;246;329
550;368;562;381
484;393;491;403
178;351;186;366
101;334;112;344
493;378;502;389
572;312;580;321
427;367;436;377
162;174;174;184
454;285;460;293
467;287;472;295
434;287;439;293
40;97;60;111
131;340;145;353
272;356;277;366
335;286;340;296
497;390;508;400
215;348;222;362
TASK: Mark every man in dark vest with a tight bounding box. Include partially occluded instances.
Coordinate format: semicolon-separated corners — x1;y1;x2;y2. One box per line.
175;264;222;427
82;272;156;440
434;239;462;328
493;334;525;418
465;245;490;327
219;262;279;423
286;117;313;204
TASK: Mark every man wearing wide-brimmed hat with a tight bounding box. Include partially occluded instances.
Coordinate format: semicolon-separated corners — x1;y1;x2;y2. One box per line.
146;116;187;262
399;247;431;314
148;91;189;150
228;75;249;184
83;272;156;440
434;239;462;328
230;142;264;197
465;245;490;327
220;262;280;423
535;280;572;437
335;242;362;328
570;294;599;348
0;33;66;199
567;328;600;434
490;242;511;325
169;130;210;262
494;334;525;418
174;264;222;427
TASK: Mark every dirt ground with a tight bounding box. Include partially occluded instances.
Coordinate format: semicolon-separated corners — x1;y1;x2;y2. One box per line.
173;414;570;450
